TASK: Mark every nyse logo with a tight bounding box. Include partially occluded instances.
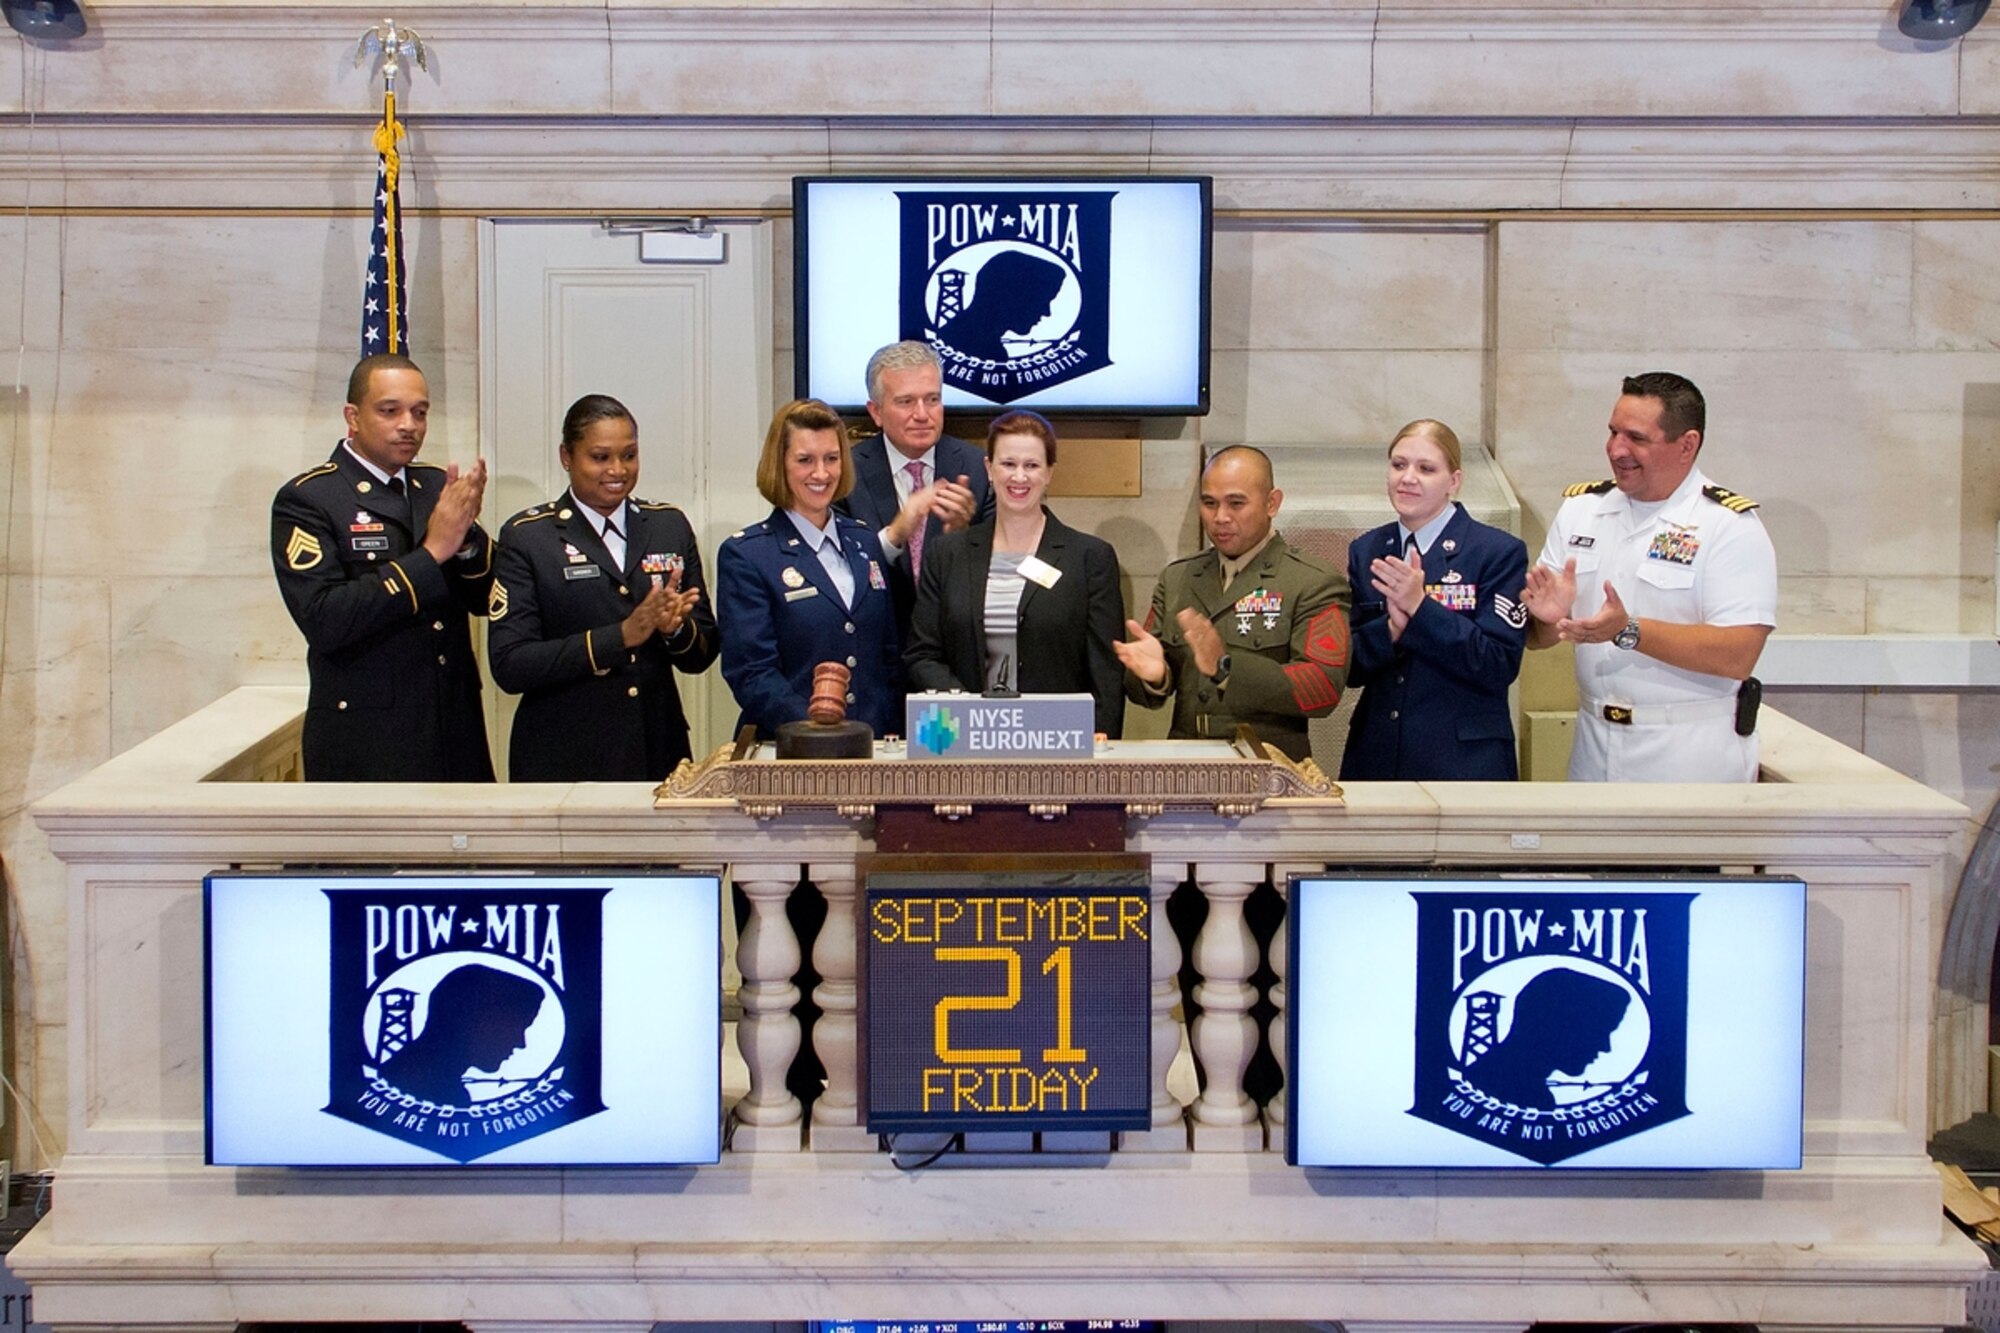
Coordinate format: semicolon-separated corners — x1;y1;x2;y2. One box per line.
1407;890;1692;1164
321;887;607;1162
898;190;1114;404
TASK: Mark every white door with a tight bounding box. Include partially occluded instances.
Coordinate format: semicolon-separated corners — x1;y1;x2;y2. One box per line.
480;219;773;774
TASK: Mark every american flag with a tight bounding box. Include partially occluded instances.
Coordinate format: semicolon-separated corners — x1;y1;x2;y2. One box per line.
362;91;408;356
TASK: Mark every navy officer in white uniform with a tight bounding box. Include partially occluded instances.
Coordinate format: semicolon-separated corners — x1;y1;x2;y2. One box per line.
1522;372;1776;782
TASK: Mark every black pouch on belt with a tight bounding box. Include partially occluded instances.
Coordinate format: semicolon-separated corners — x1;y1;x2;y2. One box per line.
1735;676;1762;737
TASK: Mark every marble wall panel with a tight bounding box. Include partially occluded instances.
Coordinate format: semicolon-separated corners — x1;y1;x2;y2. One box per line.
1373;9;1957;118
0;216;64;355
1803;881;1916;1128
1865;577;1995;638
0;353;57;582
608;9;993;118
109;575;301;758
1958;24;2000;116
1;815;68;1170
1915;222;2000;352
1206;349;1485;449
1212;222;1489;354
1764;688;1866;755
990;10;1375;117
1151;123;1573;213
1497;220;1917;355
0;575;111;819
61;214;478;360
1864;691;2000;819
1781;575;1868;636
1559;125;2000;211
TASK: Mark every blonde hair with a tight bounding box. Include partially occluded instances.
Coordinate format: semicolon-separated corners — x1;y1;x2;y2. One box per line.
756;399;855;509
1388;418;1463;474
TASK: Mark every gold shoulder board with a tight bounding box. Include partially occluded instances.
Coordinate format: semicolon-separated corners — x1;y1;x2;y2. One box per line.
1563;479;1617;497
1702;484;1759;513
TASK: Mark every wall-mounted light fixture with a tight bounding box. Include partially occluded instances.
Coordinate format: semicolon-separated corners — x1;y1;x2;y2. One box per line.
1899;0;1990;39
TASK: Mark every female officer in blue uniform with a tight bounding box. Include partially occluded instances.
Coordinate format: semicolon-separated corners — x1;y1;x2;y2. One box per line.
715;398;904;739
1340;418;1528;781
488;394;717;780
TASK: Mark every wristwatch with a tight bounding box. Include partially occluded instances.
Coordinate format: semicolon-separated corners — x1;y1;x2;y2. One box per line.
1613;619;1642;651
1211;653;1233;686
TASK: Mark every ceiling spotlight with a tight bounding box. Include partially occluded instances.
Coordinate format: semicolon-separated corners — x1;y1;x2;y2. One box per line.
1899;0;1991;39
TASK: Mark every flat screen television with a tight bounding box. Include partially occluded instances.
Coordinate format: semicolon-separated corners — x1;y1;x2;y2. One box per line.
206;870;722;1168
793;175;1211;415
1287;872;1806;1170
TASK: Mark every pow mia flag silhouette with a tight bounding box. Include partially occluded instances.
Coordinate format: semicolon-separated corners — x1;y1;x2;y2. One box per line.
899;189;1114;404
1408;889;1692;1165
322;886;607;1162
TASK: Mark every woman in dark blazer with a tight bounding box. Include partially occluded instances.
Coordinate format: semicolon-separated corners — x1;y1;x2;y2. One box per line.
1340;418;1527;781
489;394;717;781
715;398;904;739
905;410;1125;738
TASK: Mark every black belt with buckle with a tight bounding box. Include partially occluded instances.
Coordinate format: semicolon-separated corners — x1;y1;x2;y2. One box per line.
1602;704;1634;725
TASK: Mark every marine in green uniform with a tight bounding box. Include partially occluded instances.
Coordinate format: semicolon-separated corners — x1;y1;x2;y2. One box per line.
1116;446;1351;762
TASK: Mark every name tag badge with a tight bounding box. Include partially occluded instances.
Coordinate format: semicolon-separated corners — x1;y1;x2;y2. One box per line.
784;586;820;603
350;536;390;552
1019;555;1062;589
563;565;602;581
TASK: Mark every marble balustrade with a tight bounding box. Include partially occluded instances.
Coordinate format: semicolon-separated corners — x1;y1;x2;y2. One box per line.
3;684;1987;1331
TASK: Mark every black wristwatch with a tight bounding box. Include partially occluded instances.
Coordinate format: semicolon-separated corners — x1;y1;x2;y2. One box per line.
1211;652;1232;686
1613;619;1642;651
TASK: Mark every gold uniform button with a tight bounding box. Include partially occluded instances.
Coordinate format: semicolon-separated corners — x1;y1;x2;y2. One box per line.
367;553;378;562
337;700;349;711
432;620;444;631
437;655;448;665
627;686;640;698
619;585;629;596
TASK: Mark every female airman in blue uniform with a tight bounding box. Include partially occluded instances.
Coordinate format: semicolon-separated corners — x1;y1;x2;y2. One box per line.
1341;419;1528;781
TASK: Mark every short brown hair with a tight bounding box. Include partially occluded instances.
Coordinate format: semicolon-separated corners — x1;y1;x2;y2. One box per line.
756;398;855;509
1388;418;1462;473
986;410;1058;465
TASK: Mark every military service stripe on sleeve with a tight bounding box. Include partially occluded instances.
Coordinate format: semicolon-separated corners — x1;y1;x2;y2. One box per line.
385;560;421;613
1284;662;1340;712
1303;606;1350;669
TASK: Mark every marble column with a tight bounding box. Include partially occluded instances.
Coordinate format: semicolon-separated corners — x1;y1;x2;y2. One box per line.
1189;863;1266;1150
731;867;804;1151
1122;860;1192;1152
808;858;873;1151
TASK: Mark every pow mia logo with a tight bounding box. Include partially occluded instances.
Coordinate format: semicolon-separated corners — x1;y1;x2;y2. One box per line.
1408;889;1691;1164
322;886;607;1162
899;190;1114;404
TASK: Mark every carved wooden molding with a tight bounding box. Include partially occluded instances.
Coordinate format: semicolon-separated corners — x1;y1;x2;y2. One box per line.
656;740;1340;819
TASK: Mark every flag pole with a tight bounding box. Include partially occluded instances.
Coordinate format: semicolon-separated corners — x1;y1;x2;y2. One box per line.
354;19;428;358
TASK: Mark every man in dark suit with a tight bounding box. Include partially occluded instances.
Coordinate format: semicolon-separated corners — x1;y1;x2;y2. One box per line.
835;340;994;635
270;353;496;781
